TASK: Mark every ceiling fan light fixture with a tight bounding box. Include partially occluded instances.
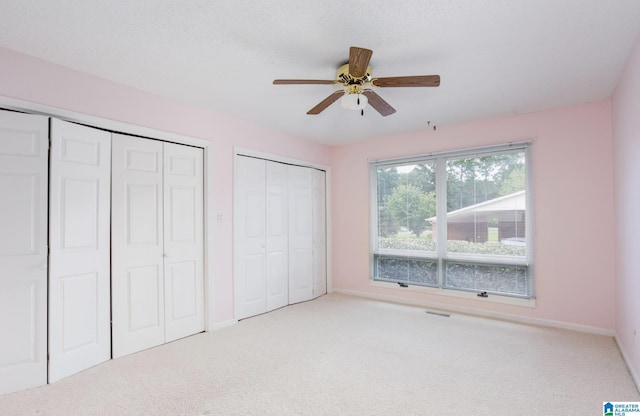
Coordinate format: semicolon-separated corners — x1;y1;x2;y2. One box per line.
341;93;368;111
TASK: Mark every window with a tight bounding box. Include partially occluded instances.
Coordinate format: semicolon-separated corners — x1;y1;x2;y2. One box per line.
371;143;532;298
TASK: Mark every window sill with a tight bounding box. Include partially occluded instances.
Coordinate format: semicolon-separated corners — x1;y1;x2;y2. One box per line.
370;280;536;308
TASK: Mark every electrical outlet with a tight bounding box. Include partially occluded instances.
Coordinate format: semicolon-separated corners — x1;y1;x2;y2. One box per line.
217;213;223;223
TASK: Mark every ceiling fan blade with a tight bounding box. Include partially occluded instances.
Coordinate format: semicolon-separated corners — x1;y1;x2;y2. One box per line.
372;75;441;87
273;79;337;85
349;47;373;78
362;90;396;116
307;91;345;115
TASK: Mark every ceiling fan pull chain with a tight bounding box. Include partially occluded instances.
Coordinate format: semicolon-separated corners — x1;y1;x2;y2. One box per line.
357;95;360;105
361;109;364;116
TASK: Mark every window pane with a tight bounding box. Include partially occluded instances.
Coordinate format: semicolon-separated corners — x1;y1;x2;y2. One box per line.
371;144;532;298
445;152;526;257
376;163;436;252
375;255;438;286
444;262;529;297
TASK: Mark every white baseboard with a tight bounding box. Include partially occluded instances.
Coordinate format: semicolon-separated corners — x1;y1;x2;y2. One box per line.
615;334;640;393
332;288;615;337
207;319;237;332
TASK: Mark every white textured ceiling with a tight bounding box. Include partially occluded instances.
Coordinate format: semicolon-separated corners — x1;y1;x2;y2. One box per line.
1;0;640;145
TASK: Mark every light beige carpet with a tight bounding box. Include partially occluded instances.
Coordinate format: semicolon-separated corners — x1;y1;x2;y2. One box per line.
1;293;637;415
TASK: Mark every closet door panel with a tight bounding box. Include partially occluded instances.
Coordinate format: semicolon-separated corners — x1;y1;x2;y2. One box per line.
0;111;48;395
112;134;165;358
265;161;288;312
288;165;313;304
163;142;204;342
312;169;327;298
234;156;267;319
48;119;111;382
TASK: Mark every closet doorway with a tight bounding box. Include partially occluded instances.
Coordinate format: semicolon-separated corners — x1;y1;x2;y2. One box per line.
234;153;327;320
0;105;210;395
111;134;205;358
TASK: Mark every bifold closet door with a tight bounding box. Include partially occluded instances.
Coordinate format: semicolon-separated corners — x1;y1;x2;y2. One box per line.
48;119;111;382
112;135;165;358
234;156;267;320
234;157;289;320
288;165;313;304
112;135;204;357
289;166;326;303
265;161;289;312
0;111;49;395
163;142;204;343
235;157;327;318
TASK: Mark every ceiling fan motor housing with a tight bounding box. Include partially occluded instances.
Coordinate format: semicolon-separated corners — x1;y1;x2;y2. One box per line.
337;63;372;87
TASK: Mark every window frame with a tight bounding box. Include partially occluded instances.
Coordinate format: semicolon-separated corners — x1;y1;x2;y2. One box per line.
369;142;534;299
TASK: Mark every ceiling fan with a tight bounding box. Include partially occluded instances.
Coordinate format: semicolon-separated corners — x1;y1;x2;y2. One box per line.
273;46;440;116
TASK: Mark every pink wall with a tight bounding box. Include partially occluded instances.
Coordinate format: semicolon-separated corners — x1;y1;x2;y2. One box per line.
0;46;624;336
612;34;640;382
0;47;332;325
331;100;616;330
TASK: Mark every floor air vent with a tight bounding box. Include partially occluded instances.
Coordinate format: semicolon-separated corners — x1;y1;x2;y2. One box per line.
426;311;451;318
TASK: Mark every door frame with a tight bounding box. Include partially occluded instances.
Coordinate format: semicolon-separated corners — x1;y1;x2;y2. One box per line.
0;96;216;332
233;147;332;320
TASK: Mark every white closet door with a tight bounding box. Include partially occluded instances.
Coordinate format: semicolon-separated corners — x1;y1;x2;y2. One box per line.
163;143;204;342
234;156;267;319
112;134;165;358
265;161;288;312
0;111;48;395
288;165;313;304
311;169;327;299
48;119;111;382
